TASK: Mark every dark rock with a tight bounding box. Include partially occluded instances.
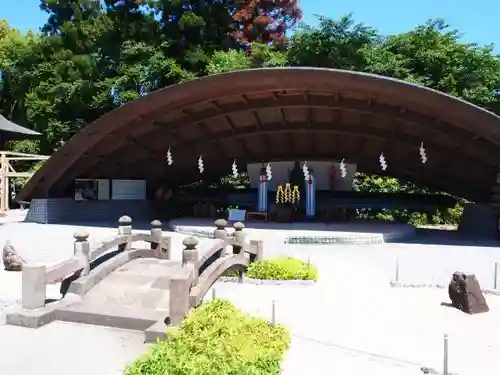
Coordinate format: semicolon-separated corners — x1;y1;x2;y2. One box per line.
448;271;489;314
2;241;25;272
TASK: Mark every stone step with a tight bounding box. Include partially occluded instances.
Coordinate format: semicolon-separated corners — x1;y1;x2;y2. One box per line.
113;258;181;276
83;282;171;310
55;302;169;342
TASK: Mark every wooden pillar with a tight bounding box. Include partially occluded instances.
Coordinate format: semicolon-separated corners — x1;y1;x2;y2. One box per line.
0;152;8;212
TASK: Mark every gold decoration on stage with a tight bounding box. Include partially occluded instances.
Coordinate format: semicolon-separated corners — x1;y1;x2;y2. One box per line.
284;183;291;202
292;185;300;202
276;184;284;203
275;183;300;204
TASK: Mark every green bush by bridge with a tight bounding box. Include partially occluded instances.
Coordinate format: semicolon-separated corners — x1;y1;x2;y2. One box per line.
125;299;290;375
224;256;318;281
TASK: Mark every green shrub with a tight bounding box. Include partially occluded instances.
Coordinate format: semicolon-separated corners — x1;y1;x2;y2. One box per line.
246;257;318;281
221;267;242;277
125;299;290;375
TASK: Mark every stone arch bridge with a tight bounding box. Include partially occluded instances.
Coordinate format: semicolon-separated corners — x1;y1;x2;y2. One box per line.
6;217;263;342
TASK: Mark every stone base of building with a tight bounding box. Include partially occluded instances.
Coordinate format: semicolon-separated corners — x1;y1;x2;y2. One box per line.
458;203;499;239
25;198;153;224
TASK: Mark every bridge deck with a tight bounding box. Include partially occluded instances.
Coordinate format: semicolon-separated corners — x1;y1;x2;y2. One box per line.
82;258;176;311
54;258;187;341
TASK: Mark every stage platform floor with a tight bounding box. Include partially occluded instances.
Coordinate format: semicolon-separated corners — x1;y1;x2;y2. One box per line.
168;218;416;245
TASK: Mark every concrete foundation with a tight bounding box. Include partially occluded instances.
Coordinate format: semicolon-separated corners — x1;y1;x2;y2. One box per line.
25;199;153;224
458;203;499;239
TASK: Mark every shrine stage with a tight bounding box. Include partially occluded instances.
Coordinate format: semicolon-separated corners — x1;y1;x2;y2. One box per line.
168;218;416;245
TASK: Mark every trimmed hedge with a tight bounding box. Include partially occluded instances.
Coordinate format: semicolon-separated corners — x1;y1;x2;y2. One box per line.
245;257;318;281
125;299;290;375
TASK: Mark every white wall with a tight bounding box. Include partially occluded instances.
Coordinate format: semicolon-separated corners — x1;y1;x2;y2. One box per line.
111;180;146;200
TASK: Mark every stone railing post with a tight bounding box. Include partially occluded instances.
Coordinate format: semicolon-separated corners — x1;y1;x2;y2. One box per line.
150;220;162;250
150;220;170;259
214;219;228;255
182;236;199;287
118;215;132;251
249;240;264;263
74;230;90;276
232;222;246;255
22;264;46;309
169;272;192;326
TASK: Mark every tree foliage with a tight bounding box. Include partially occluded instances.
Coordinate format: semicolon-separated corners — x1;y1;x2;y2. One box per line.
1;9;499;224
2;10;500;153
231;0;302;50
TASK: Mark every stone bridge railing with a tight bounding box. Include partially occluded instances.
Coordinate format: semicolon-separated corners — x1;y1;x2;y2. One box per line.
180;219;264;310
19;216;264;330
21;215;171;310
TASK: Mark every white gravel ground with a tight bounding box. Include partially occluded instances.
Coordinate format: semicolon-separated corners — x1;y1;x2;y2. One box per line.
1;211;500;375
208;281;500;375
0;321;147;374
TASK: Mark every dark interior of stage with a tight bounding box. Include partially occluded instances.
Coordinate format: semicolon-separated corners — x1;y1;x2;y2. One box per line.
155;187;459;222
175;188;457;209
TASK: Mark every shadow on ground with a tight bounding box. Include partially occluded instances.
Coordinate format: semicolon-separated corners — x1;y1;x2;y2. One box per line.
60;249;122;296
394;228;500;248
20;218;500;248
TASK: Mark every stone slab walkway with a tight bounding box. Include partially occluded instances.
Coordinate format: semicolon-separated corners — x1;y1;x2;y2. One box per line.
83;258;176;312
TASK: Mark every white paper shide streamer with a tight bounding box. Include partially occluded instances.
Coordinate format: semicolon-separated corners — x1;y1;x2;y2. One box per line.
266;163;272;180
232;160;239;178
198;155;204;174
302;161;309;180
379;153;387;171
419;142;427;164
165;148;173;165
339;159;347;178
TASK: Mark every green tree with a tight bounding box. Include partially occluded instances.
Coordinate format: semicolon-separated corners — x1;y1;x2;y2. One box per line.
372;19;500;110
207;43;286;74
0;21;41;153
287;15;379;69
287;15;500;111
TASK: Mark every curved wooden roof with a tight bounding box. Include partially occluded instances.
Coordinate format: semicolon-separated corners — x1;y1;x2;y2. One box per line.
18;67;500;202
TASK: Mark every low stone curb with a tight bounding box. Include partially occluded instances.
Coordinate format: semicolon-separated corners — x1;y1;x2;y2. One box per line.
170;227;216;239
170;225;416;245
389;281;500;296
285;228;415;245
217;276;316;286
285;235;386;245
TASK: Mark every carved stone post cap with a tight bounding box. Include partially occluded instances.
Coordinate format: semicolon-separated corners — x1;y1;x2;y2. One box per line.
233;222;245;231
214;218;228;228
73;230;90;241
118;215;132;225
183;236;199;248
150;220;162;228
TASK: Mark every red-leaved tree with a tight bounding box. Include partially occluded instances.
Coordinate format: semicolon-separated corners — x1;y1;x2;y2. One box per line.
231;0;302;49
